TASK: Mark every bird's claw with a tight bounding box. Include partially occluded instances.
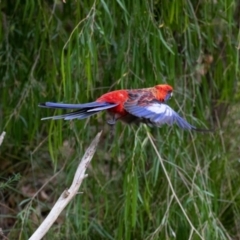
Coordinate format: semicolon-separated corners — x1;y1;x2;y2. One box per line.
107;119;116;125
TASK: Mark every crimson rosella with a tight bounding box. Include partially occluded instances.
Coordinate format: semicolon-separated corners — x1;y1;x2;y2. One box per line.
39;84;211;131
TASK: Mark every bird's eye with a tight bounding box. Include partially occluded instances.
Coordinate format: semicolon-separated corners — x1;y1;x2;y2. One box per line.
168;91;173;97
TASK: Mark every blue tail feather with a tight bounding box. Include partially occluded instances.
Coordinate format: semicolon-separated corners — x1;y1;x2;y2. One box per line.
39;101;119;121
38;101;116;109
41;110;98;120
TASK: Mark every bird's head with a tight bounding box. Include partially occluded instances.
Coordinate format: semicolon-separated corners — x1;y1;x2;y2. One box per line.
154;84;173;102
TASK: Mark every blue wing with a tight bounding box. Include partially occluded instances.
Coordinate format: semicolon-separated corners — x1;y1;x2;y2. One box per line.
124;101;209;131
39;101;118;120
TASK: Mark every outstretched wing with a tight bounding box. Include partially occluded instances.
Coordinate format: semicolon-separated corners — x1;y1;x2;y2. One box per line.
124;100;211;131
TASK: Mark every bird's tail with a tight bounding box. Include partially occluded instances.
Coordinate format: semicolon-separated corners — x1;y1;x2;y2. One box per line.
38;101;118;120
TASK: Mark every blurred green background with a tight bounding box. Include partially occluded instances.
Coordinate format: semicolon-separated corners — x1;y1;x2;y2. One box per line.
1;0;240;239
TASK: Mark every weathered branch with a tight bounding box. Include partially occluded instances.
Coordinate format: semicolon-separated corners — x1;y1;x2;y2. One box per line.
29;131;102;240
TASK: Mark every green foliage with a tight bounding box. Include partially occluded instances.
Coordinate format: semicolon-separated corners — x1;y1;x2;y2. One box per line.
0;173;21;190
0;0;239;239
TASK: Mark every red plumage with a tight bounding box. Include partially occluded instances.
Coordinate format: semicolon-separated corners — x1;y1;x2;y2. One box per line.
96;89;129;116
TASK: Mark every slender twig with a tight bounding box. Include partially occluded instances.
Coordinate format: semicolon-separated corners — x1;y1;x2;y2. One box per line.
29;131;102;240
0;228;8;240
147;131;204;240
18;161;67;238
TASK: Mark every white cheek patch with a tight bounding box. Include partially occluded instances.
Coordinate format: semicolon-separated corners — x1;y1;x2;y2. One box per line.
147;103;172;117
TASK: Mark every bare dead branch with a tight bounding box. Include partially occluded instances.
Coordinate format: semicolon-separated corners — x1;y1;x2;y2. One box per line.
29;131;102;240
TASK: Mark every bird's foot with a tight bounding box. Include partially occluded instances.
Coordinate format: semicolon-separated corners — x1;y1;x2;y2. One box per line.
107;117;116;142
107;118;116;125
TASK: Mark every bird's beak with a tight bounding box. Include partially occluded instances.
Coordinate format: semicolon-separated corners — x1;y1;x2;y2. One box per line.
164;92;173;102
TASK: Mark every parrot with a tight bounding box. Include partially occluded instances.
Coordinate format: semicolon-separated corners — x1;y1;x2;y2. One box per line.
39;84;212;132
